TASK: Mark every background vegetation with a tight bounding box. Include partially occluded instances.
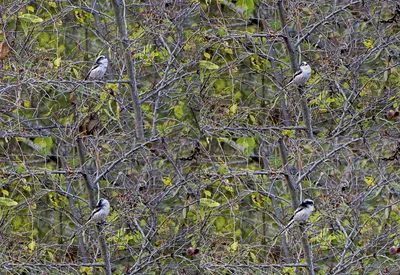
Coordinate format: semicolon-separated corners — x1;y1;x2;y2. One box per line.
1;0;400;274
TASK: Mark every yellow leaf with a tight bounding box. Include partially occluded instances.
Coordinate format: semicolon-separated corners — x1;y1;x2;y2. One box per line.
162;177;172;186
26;5;35;12
47;1;57;8
364;176;374;186
223;47;233;55
22;185;30;192
231;241;238;252
79;267;91;274
28;240;36;252
282;130;294;137
54;57;61;68
363;39;373;49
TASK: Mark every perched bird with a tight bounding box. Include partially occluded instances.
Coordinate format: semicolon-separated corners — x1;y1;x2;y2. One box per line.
87;198;110;224
85;55;108;80
69;55;108;105
279;199;314;235
286;62;311;87
70;198;111;239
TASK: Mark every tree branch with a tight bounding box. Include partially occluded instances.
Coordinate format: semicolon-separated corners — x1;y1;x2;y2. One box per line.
111;0;144;139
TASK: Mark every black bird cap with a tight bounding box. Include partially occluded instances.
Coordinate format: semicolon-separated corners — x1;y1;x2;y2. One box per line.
300;199;314;206
300;62;308;67
96;198;105;207
95;55;106;64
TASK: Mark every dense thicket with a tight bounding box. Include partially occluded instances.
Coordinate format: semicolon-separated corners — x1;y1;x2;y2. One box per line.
0;0;400;274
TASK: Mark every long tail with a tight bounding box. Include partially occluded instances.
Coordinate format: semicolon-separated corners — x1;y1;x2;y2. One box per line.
274;219;295;240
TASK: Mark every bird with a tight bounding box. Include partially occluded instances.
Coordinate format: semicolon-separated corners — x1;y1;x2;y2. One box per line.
69;198;110;240
85;55;108;81
286;62;311;87
69;55;108;105
87;198;110;224
279;199;314;235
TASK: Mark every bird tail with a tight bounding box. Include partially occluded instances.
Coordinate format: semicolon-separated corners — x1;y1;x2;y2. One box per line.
275;219;295;239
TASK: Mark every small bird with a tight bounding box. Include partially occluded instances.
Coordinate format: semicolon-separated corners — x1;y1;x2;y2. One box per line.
279;199;314;235
85;55;108;81
69;55;108;105
87;198;110;224
70;198;110;239
286;62;311;87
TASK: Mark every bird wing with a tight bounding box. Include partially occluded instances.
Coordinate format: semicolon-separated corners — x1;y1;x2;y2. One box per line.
87;207;101;221
284;68;303;87
290;68;303;80
84;64;99;80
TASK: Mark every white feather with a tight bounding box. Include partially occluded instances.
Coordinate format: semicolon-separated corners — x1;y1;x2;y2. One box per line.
86;56;108;80
286;62;311;87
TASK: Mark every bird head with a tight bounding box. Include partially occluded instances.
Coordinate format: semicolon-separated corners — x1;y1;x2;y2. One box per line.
96;198;109;208
95;55;108;65
302;199;314;205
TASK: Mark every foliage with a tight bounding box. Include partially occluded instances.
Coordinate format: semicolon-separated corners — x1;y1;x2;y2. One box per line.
0;0;400;274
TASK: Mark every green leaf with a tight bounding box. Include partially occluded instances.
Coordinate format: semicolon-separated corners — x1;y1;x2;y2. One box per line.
12;216;22;230
27;240;36;252
73;68;79;78
200;60;219;70
237;0;255;17
363;39;373;49
54;57;61;68
174;105;183;119
182;207;187;219
230;103;238;116
249;114;256;125
20;20;28;36
38;32;50;47
79;267;91;274
47;251;54;262
34;137;53;155
15;163;25;173
0;197;18;207
214;79;226;91
236;137;256;156
214;216;225;231
250;252;257;262
230;241;238;252
58;44;65;54
47;1;57;8
19;14;44;23
200;198;220;208
26;6;35;12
